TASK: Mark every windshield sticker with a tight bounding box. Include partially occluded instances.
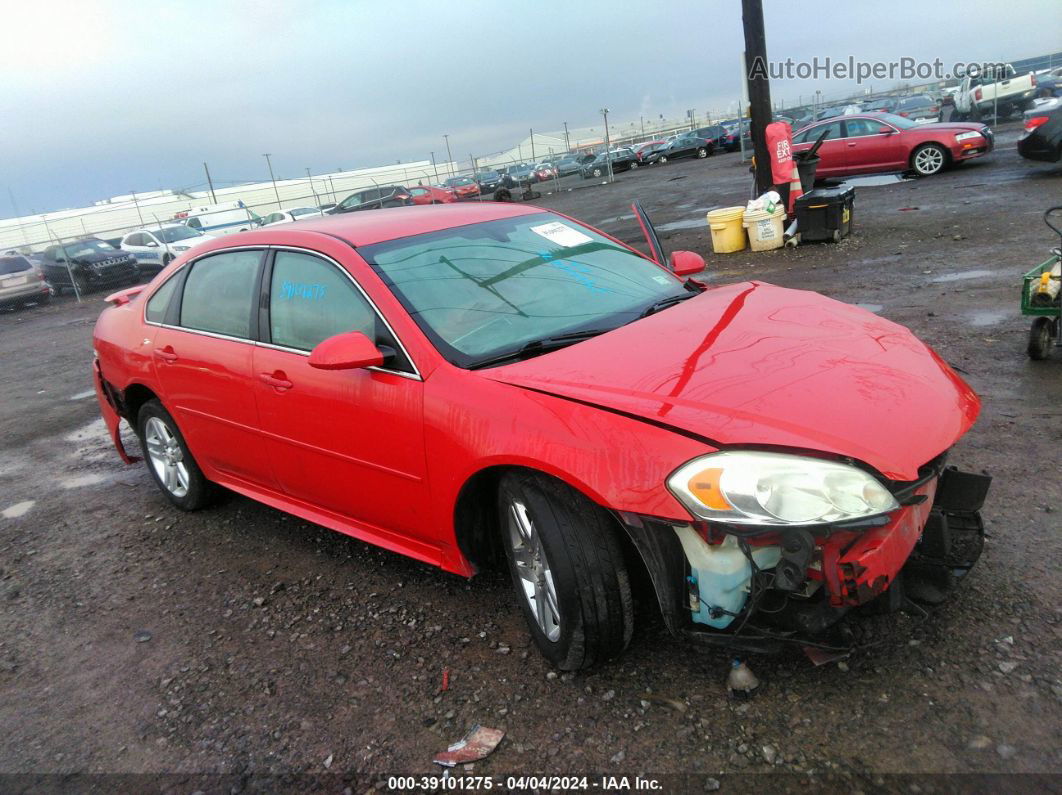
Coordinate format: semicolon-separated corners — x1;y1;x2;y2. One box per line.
651;274;672;285
530;222;594;249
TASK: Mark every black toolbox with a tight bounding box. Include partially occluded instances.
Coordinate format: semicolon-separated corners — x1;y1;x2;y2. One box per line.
795;185;854;243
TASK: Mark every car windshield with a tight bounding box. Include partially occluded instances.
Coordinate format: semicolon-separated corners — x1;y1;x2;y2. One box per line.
362;212;687;368
66;240;116;257
0;256;32;275
899;97;933;108
875;113;920;129
153;226;202;243
289;207;317;216
477;171;500;179
447;177;474;186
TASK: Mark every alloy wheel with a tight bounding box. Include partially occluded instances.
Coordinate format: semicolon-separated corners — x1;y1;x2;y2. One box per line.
507;498;561;641
144;416;190;498
914;146;945;175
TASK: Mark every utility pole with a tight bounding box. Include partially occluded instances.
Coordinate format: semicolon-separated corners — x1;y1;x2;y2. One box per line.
563;121;570;152
530;129;536;163
203;162;218;204
130;190;145;226
430;152;439;181
443;135;454;177
263;154;281;207
742;0;774;194
640;115;645;138
600;108;614;183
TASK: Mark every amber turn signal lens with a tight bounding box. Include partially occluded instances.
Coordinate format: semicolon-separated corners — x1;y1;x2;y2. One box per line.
687;468;732;511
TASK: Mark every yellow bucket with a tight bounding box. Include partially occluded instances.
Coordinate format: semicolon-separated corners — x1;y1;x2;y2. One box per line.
706;206;747;254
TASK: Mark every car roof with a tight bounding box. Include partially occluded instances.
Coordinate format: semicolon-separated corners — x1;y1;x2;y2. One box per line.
243;202;546;247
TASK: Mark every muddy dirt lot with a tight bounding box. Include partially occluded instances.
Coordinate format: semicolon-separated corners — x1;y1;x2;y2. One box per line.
1;122;1060;791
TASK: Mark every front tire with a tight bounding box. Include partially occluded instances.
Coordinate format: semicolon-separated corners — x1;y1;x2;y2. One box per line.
629;161;638;169
498;472;633;670
697;147;708;158
911;143;948;176
659;155;669;164
137;399;214;510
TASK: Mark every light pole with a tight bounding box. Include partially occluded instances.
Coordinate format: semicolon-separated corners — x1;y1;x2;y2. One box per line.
263;154;281;207
203;162;218;204
600;108;614;183
443;135;454;177
563;121;570;152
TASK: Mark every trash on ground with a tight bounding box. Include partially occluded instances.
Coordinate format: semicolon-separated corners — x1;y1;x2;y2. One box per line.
726;658;760;699
433;725;505;767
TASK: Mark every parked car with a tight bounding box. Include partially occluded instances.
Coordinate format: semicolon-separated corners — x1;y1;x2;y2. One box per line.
121;225;216;274
409;185;457;205
328;185;413;213
864;97;899;114
791;113;993;177
580;148;638;178
552;155;589;177
90;202;990;668
40;238;140;295
174;201;261;235
0;254;51;309
260;207;326;227
643;136;713;164
443;176;481;199
690;126;729;150
953;67;1038;120
475;171;503;193
500;164;536;187
1018;99;1062;162
895;95;941;123
532;163;557;181
633;141;666;161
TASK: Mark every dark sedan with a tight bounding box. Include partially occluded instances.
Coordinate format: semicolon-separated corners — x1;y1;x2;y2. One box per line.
643;136;714;164
40;239;140;295
475;170;503;193
580;149;638;178
1019;101;1062;162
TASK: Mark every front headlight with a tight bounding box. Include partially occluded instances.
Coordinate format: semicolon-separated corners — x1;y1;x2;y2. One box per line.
667;451;899;526
955;131;983;141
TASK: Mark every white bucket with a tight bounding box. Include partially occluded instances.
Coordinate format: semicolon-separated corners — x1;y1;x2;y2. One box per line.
742;207;786;251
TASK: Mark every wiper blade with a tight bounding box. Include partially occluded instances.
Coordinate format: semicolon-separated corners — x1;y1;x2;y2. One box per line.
468;328;615;369
638;291;698;318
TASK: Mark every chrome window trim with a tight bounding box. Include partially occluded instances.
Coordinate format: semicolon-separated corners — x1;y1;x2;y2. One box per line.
267;245;422;381
143;244;422;382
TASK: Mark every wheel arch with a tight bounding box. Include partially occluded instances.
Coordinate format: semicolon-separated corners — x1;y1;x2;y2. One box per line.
121;382;160;425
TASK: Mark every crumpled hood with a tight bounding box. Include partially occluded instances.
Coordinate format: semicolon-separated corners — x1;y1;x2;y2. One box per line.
484;282;980;480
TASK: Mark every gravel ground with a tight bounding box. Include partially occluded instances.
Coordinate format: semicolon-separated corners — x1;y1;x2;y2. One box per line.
1;121;1060;791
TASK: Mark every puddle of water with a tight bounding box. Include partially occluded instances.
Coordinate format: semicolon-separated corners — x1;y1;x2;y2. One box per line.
657;217;708;232
60;473;108;489
2;500;35;519
68;389;95;401
855;303;884;314
968;310;1008;327
839;174;913;188
929;269;997;283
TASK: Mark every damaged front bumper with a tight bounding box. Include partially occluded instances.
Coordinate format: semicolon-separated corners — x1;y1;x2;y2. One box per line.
619;463;990;653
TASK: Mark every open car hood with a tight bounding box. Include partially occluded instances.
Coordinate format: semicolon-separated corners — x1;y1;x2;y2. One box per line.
484;282;980;481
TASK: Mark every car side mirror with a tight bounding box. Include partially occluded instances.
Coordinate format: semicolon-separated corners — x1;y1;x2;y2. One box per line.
669;250;705;276
878;126;894;135
308;331;385;371
147;241;158;247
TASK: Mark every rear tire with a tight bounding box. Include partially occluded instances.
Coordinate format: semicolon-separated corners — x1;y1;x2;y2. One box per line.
659;155;669;164
498;471;633;670
137;399;215;511
1027;317;1055;360
697;147;708;158
629;161;638;169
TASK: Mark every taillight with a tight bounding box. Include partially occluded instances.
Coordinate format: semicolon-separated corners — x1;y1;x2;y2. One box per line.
930;106;938;113
974;87;983;102
899;112;909;117
1031;74;1037;87
1024;116;1050;131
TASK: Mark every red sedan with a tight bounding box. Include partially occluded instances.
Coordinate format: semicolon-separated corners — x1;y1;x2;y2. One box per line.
442;176;480;198
92;203;989;668
408;185;456;205
792;112;993;177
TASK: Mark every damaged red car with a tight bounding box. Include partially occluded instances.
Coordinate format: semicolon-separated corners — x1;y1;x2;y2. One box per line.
92;203;989;669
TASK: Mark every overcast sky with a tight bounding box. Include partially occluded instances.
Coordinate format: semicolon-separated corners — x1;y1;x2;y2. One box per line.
2;0;1059;213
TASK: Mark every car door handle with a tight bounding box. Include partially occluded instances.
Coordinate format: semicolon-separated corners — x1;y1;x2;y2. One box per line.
259;371;293;391
847;142;857;147
154;347;177;362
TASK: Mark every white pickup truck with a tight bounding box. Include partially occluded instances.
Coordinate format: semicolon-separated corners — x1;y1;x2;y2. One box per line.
953;68;1039;120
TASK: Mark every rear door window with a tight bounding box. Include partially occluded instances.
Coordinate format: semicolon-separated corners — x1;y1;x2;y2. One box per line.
145;274;180;323
0;256;32;275
179;250;261;339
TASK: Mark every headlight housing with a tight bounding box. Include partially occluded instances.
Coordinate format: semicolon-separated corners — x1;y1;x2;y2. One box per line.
667;451;899;527
955;131;983;141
